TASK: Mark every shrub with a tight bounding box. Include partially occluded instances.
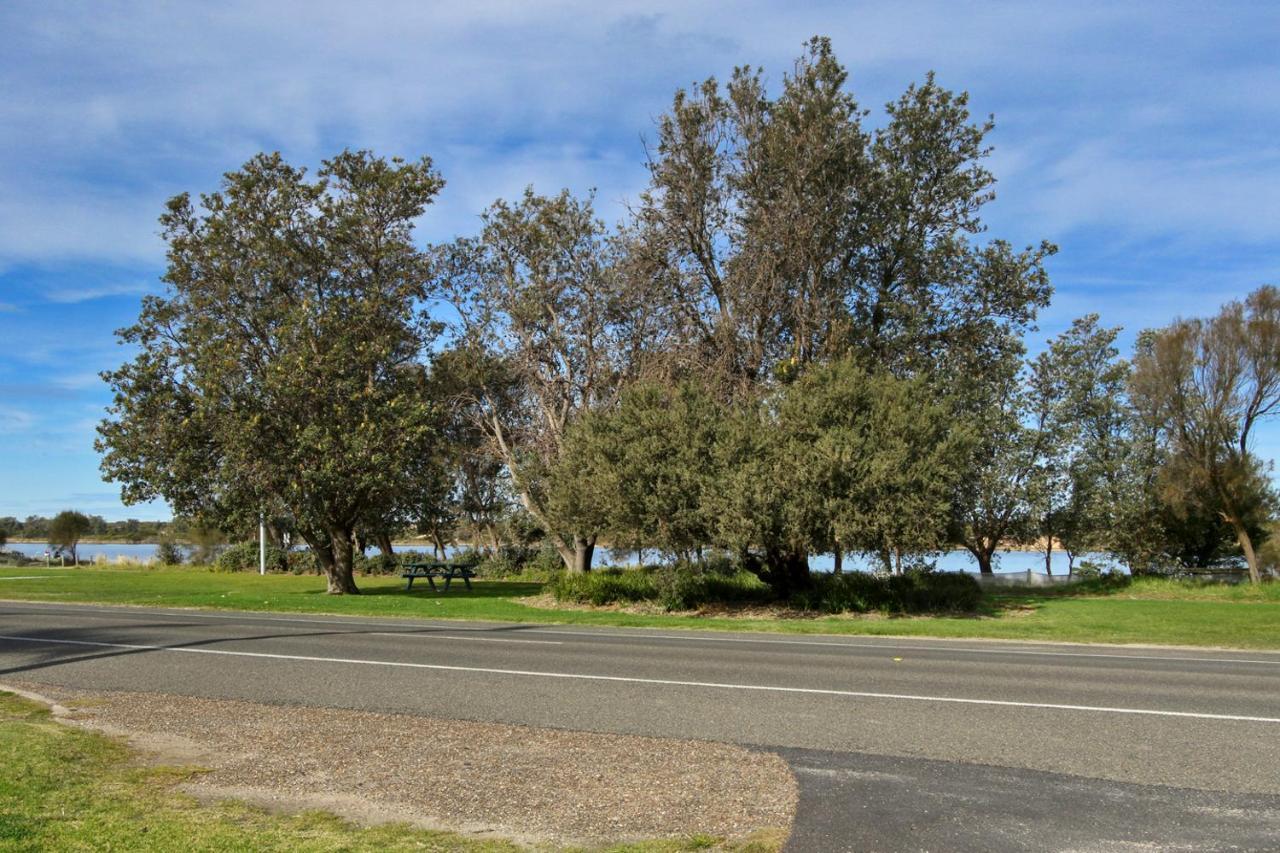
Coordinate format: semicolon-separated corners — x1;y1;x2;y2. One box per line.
1071;560;1103;580
652;562;771;610
354;552;399;575
793;571;982;614
549;561;771;610
213;541;288;573
154;540;185;565
472;552;520;578
286;549;318;574
527;544;567;577
1070;568;1133;593
550;568;658;606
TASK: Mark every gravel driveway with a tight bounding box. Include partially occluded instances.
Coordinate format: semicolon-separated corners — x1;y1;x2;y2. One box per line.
7;681;795;847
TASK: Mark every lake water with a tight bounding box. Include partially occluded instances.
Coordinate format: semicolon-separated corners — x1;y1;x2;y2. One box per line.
4;541;1101;575
5;542;176;563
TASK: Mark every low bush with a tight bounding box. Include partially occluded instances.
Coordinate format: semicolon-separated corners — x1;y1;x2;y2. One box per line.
1068;569;1134;593
792;571;982;614
550;567;659;606
213;542;257;572
154;540;185;566
354;552;399;575
652;562;772;610
213;541;290;573
551;561;771;610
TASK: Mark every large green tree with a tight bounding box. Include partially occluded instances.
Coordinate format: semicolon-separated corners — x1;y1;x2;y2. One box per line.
626;39;1053;584
554;381;724;562
950;354;1046;574
1130;286;1280;583
631;37;1053;391
48;510;91;565
98;151;443;594
780;361;973;575
1027;316;1133;573
438;189;655;572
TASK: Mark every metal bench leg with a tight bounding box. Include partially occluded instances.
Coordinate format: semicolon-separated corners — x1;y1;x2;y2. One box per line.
443;575;452;591
463;576;471;591
426;576;437;592
405;577;414;591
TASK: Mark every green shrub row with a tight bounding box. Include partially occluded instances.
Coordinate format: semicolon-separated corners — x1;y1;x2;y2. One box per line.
551;563;982;614
790;571;982;614
553;563;773;611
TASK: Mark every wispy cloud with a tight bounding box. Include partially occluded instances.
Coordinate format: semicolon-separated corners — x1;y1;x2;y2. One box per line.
44;281;154;304
0;405;36;434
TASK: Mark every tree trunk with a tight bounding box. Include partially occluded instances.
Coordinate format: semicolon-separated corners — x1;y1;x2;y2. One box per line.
974;549;994;575
1229;517;1262;584
376;531;395;558
325;524;360;594
1044;537;1053;576
557;534;595;573
832;549;843;575
764;547;809;595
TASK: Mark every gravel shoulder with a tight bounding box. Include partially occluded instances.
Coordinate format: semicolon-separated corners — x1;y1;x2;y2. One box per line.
4;680;795;848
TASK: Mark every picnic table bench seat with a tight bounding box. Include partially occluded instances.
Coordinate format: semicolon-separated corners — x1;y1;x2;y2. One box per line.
401;561;477;592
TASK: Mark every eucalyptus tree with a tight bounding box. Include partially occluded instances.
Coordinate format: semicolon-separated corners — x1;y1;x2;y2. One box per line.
428;347;517;554
1027;316;1133;573
626;38;1055;584
949;354;1047;575
1131;286;1280;583
98;151;444;594
556;381;724;562
631;37;1054;393
437;189;654;572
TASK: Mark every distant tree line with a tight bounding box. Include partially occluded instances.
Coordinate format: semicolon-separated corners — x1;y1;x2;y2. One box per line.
96;39;1280;593
1;513;168;544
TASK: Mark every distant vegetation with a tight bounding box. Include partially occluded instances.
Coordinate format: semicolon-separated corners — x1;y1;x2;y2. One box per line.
89;38;1279;597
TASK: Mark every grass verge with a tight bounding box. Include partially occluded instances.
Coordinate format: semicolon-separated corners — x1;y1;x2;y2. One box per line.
0;689;780;852
0;565;1277;649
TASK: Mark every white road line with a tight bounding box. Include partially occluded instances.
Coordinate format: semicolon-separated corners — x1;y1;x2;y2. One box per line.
0;577;52;581
2;634;1278;724
3;602;1279;667
368;632;562;645
523;628;1280;667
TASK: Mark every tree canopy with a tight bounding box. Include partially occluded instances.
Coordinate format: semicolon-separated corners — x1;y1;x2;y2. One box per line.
96;39;1278;590
98;150;444;593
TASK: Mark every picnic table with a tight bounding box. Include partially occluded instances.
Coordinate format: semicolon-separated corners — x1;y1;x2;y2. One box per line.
401;560;477;592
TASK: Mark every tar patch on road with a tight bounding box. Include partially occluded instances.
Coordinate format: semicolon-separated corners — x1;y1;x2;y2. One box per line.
779;747;1280;852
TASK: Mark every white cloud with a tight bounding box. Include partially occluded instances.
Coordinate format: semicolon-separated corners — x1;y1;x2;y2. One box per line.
42;281;154;304
0;405;36;434
2;0;1276;267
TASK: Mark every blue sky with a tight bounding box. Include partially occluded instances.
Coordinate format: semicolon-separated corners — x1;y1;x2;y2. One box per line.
1;1;1277;521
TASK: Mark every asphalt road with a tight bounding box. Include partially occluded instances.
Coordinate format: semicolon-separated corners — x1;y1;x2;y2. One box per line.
2;600;1279;851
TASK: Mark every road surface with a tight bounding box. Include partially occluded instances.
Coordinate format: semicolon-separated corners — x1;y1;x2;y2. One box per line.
2;601;1278;850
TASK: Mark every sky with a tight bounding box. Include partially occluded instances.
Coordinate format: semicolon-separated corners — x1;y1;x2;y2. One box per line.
1;1;1277;521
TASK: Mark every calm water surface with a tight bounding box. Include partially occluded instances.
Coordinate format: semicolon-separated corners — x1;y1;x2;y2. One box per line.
5;541;1100;574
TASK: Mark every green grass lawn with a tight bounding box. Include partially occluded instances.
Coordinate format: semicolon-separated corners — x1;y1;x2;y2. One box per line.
0;689;774;852
0;565;1277;649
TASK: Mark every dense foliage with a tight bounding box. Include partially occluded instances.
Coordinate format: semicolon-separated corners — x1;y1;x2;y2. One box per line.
96;39;1278;593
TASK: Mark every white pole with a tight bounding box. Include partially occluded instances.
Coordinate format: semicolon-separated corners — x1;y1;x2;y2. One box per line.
259;513;266;576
